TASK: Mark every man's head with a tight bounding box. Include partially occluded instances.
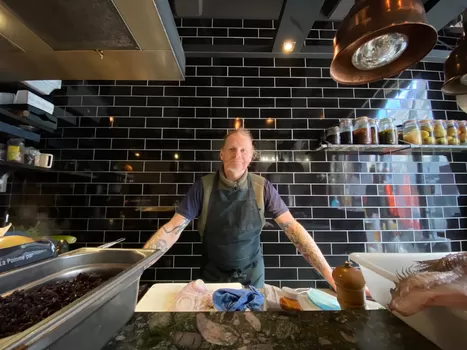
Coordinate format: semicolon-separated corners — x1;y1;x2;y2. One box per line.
220;129;255;180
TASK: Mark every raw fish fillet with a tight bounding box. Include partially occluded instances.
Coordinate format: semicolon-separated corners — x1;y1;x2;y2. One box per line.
389;252;467;316
174;280;214;311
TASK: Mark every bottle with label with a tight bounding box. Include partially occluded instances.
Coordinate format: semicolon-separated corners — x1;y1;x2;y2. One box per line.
7;138;25;163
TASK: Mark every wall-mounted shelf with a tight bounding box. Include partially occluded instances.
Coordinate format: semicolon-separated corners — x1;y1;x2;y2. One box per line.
0;161;94;179
314;143;467;154
0;105;57;133
0;120;40;142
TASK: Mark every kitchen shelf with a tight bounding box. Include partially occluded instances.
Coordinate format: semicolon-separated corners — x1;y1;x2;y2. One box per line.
0;104;57;133
0;120;40;142
0;161;94;178
314;143;467;154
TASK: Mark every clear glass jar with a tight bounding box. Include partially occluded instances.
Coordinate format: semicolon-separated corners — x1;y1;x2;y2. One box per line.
326;126;340;144
433;120;447;144
369;118;379;144
447;120;460;145
458;120;467;144
7;138;25;163
353;116;371;145
403;120;422;145
419;120;435;145
378;117;398;145
339;119;353;144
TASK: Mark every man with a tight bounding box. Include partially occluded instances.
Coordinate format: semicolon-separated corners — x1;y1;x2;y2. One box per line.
144;129;336;289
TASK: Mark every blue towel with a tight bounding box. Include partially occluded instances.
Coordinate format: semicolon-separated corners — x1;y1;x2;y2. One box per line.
212;286;264;311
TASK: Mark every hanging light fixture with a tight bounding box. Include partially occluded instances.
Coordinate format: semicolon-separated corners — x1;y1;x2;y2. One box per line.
330;0;437;85
442;18;467;95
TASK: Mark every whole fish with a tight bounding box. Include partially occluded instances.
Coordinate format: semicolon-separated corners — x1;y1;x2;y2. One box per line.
389;252;467;317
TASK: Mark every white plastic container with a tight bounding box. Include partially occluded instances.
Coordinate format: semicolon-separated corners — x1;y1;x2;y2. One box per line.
14;90;55;114
21;80;62;95
350;252;467;350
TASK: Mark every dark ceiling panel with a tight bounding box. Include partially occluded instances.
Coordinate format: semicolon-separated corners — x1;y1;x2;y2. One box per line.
0;35;21;53
3;0;138;50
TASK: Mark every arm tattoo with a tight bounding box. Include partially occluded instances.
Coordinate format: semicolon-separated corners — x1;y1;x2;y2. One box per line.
162;218;190;236
155;239;168;252
279;220;332;283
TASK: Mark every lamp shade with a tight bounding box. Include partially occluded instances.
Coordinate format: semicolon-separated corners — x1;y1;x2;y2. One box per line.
442;22;467;96
330;0;437;85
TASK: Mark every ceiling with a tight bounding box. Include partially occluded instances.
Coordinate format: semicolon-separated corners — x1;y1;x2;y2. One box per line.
170;0;465;59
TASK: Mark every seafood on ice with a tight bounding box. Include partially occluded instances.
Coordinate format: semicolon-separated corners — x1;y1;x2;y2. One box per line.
389;252;467;317
173;279;214;311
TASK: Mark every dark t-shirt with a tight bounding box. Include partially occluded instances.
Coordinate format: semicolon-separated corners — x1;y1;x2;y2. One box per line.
176;177;289;221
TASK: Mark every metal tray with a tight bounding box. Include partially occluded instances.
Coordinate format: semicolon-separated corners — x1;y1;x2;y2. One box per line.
0;248;162;350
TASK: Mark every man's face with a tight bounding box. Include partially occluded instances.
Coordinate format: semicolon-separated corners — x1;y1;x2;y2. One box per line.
220;132;254;174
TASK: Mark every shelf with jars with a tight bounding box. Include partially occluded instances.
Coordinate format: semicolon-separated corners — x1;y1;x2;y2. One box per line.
315;118;467;154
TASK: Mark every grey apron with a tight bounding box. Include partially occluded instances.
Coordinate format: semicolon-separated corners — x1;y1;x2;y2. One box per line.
200;172;264;287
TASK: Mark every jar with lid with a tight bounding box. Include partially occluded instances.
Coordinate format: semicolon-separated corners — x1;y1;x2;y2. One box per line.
419;120;435;145
378;117;398;145
458;121;467;144
7;138;25;163
326;126;340;144
339;119;353;144
446;120;460;145
369;118;379;144
433;120;447;144
402;120;422;145
353;116;371;145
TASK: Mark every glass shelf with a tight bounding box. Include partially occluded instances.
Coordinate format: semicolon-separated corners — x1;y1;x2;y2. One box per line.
314;143;467;154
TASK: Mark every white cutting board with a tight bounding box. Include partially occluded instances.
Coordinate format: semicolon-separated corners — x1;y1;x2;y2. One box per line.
135;282;242;312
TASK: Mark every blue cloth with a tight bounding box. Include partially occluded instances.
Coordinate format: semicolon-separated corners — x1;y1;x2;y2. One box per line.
212;286;264;311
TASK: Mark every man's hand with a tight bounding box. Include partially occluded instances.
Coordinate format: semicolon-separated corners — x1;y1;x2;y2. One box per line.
143;213;191;251
274;211;337;291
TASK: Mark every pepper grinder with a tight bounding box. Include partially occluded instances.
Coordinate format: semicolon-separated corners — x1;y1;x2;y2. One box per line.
332;261;366;309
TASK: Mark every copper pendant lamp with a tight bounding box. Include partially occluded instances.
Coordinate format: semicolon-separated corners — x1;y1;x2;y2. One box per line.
330;0;437;85
442;19;467;95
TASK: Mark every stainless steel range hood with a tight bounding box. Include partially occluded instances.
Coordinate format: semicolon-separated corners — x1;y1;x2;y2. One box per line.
0;0;185;81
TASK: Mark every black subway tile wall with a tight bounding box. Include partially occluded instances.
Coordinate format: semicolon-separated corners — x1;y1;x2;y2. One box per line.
2;21;467;288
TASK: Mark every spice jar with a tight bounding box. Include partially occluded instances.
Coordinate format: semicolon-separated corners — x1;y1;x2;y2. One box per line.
326;126;340;144
369;118;379;144
339;119;353;145
419;120;435;145
353;116;371;144
433;120;447;145
378;117;398;145
332;261;366;309
7;138;25;163
446;120;460;145
458;121;467;144
402;120;422;145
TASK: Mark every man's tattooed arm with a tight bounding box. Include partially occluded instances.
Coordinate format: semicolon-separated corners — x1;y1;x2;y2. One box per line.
143;213;191;251
275;211;336;290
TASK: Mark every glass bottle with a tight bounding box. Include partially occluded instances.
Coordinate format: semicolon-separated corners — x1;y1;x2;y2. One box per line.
353;116;371;145
402;120;422;145
457;120;467;144
339;119;353;145
433;120;447;145
369;118;379;144
419;120;435;145
378;117;398;145
326;126;340;144
446;120;460;145
7;138;25;163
